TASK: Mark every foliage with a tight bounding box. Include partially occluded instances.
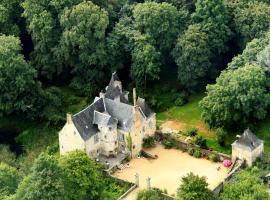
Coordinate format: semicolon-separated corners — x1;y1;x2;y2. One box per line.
16;153;67;200
58;1;109;95
131;33;161;87
192;148;202;158
215;128;226;146
136;189;165;200
208;154;219;162
0;145;16;166
173;24;212;90
233;1;270;47
183;128;198;137
219;170;269;200
0;0;21;36
151;0;196;12
59;150;103;200
0;35;38;116
0;163;20;198
200;64;270;130
133;2;184;53
127;133;133;153
176;172;215;200
161;136;177;149
193;135;207;149
143;136;156;148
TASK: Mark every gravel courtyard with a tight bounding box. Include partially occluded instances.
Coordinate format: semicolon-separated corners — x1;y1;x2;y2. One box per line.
113;144;228;196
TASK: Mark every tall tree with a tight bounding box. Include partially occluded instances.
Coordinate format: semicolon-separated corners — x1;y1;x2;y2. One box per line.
0;35;37;116
59;151;104;200
16;153;67;200
200;64;270;129
177;172;215;200
191;0;232;55
58;1;109;95
220;170;269;200
232;1;270;47
173;24;212;90
131;33;161;88
0;0;21;36
133;2;183;53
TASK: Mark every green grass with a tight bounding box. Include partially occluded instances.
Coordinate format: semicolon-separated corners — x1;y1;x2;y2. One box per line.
157;93;234;154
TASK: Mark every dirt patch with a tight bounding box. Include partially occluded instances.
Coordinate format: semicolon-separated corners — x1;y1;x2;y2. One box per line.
160;120;186;133
195;122;215;138
113;145;228;197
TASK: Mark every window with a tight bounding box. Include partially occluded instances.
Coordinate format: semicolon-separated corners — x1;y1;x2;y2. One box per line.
104;135;107;139
115;141;117;145
133;145;135;149
109;127;112;131
118;134;125;142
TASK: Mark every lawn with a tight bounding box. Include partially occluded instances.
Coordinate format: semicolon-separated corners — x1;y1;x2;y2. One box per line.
157;93;233;154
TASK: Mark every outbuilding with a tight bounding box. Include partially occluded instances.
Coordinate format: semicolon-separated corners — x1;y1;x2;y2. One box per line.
231;129;264;166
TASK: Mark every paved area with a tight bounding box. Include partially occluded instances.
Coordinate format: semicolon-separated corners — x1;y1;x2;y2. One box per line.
113;144;228;198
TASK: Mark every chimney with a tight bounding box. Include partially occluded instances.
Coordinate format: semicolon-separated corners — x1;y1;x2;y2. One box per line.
66;113;72;124
133;88;137;106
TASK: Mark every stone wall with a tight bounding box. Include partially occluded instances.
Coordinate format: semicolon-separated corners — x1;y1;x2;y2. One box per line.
155;132;231;161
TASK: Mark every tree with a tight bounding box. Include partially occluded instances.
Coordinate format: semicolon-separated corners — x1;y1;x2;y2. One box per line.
173;24;212;90
133;2;182;53
58;1;109;95
16;153;67;200
0;163;20;198
0;35;37;116
233;1;270;47
59;151;104;200
215;128;226;146
136;189;164;200
177;172;215;200
200;64;270;130
220;170;269;200
151;0;196;12
0;0;21;35
131;33;161;88
257;44;270;76
191;0;232;55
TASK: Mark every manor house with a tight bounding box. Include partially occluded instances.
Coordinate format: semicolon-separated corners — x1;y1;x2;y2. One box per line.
59;72;156;161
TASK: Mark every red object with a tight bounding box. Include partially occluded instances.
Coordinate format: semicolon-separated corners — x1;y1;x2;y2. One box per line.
223;159;232;167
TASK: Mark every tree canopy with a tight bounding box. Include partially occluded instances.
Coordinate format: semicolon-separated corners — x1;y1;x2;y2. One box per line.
200;64;270;129
176;172;215;200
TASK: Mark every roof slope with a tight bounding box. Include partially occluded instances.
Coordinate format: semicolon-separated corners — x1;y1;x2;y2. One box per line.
232;129;263;151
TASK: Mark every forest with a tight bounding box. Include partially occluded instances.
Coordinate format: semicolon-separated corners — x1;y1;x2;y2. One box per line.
1;0;270;199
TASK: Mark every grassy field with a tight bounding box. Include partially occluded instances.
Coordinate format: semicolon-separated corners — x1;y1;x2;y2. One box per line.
157;93;233;154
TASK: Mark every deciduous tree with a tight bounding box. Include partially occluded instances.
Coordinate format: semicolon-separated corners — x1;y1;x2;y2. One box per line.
200;64;270;129
177;172;215;200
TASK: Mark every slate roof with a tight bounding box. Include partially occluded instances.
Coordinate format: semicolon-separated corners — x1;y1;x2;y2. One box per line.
105;72;128;103
137;97;154;118
104;98;134;131
232;129;263;151
72;98;105;140
71;72;154;141
93;111;118;126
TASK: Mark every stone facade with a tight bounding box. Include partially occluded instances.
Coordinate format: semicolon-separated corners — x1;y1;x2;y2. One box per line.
59;72;156;160
231;129;264;166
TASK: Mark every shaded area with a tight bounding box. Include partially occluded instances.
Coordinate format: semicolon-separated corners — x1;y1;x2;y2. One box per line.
0;129;24;156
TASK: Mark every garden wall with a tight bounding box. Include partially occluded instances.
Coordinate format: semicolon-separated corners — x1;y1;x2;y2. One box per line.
155;132;231;161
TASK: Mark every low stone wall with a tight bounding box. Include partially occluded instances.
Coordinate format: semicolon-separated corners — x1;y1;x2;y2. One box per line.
118;184;137;200
155;132;231;161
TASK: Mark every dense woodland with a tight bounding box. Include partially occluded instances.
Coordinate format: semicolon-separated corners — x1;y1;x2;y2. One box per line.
1;0;270;199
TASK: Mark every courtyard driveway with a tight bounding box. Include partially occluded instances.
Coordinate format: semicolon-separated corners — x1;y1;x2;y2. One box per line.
113;144;228;197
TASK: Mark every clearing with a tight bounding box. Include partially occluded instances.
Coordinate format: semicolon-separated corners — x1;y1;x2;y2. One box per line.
113;145;228;198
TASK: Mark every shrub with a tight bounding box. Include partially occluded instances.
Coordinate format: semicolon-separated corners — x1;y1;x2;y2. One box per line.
187;147;194;156
161;137;177;149
143;136;156;148
193;149;202;158
184;128;198;137
175;97;185;106
193;135;207;149
216;128;226;146
208;154;219;162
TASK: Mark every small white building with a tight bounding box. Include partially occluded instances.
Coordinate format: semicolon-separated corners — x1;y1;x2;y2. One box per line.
59;72;156;165
231;129;264;166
